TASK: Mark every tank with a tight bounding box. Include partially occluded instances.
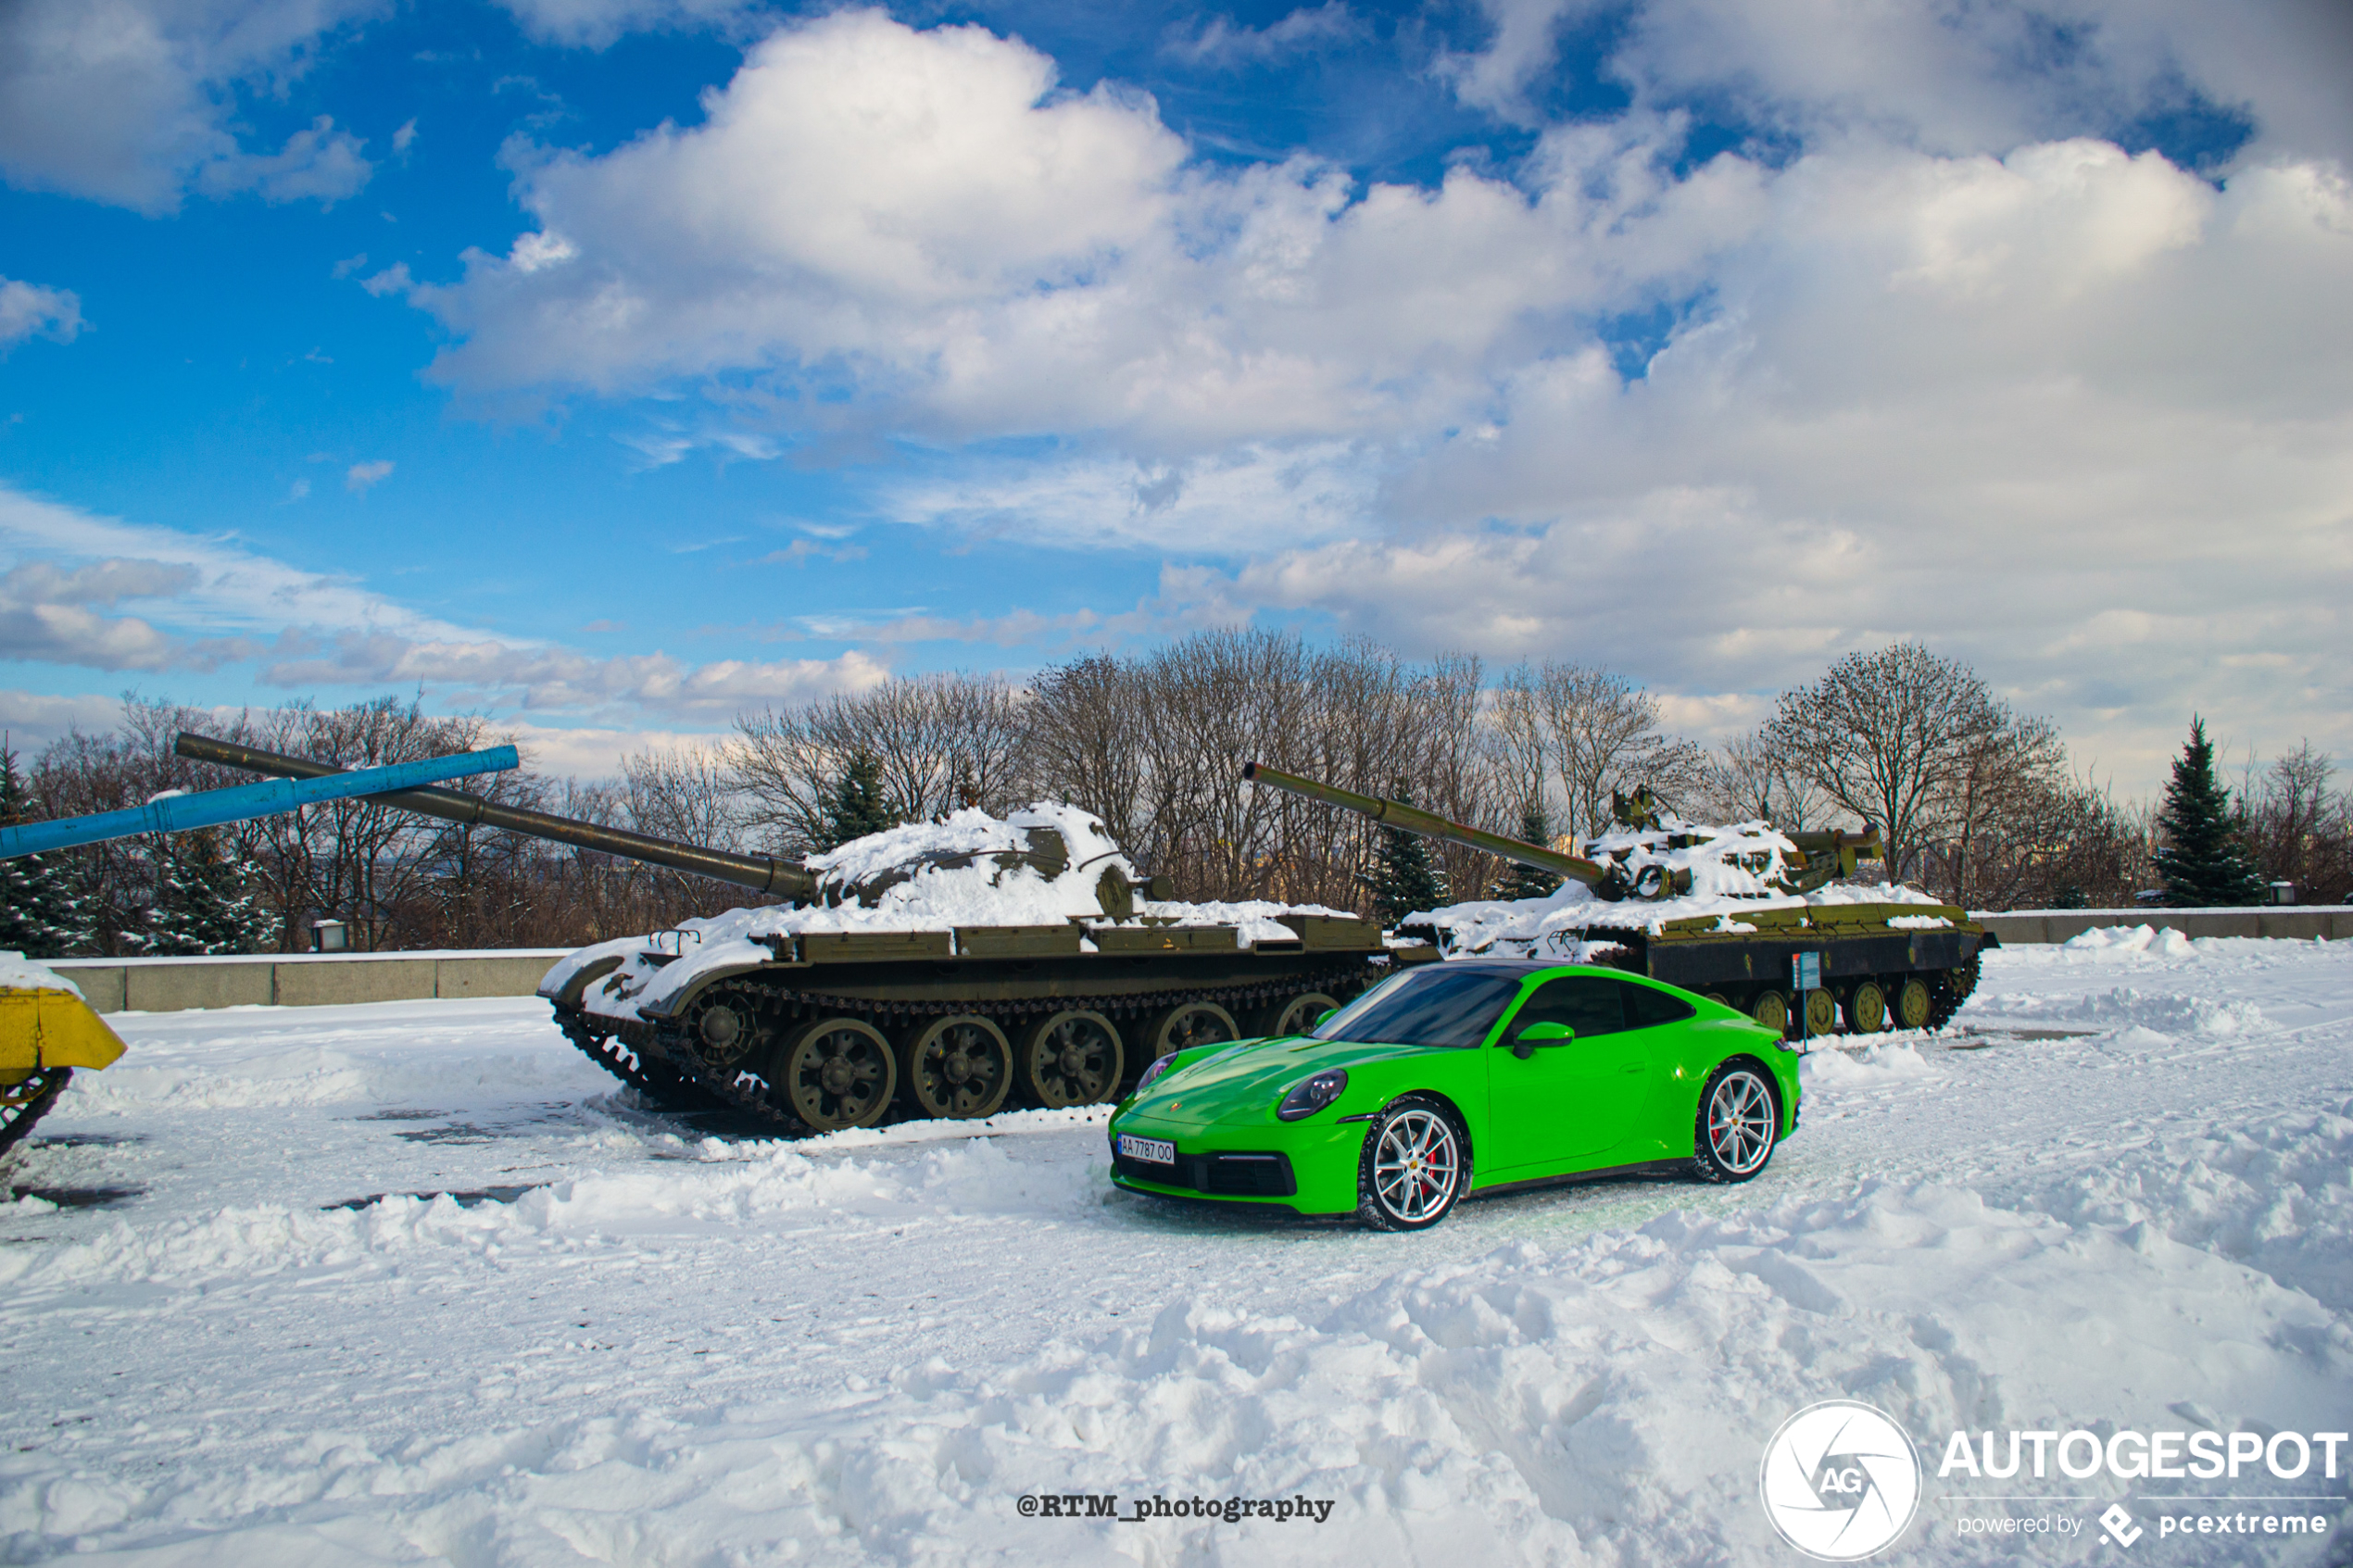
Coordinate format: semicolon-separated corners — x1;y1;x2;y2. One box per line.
1239;761;1994;1038
177;735;1394;1135
1;954;127;1155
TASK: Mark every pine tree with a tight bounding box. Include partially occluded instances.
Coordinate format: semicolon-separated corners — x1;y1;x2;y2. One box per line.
128;829;279;956
0;737;91;959
1498;802;1563;901
1368;784;1447;925
2154;718;2267;908
816;751;898;850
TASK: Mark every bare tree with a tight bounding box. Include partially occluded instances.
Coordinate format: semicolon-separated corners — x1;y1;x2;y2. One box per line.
1764;645;2013;883
1693;728;1832;828
1534;662;1706;839
2244;744;2349;904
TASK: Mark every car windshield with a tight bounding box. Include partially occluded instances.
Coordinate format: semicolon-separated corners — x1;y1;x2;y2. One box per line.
1309;967;1526;1048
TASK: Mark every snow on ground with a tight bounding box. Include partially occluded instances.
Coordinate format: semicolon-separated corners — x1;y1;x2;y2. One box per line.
3;934;2351;1563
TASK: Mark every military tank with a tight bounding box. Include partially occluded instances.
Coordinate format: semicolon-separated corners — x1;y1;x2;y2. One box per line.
1240;761;1994;1037
1;954;127;1156
178;735;1392;1135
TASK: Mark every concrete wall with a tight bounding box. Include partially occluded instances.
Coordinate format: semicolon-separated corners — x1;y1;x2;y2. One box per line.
1971;907;2353;945
48;950;573;1014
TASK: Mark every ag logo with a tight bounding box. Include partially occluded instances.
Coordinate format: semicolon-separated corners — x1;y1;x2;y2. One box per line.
1759;1400;1923;1561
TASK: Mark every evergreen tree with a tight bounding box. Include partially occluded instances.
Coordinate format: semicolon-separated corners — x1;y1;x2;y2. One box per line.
1368;784;1447;925
815;751;898;850
0;737;91;959
2154;718;2267;907
128;828;279;956
1497;802;1563;901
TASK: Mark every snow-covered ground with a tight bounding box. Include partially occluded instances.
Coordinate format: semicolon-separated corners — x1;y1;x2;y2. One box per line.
4;931;2349;1564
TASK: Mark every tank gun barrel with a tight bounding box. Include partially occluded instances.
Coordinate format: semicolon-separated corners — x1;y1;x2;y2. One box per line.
1239;760;1617;889
174;734;815;900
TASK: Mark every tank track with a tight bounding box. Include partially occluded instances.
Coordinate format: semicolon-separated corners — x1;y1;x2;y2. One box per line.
1926;956;1981;1031
617;961;1376;1139
0;1067;73;1158
557;1009;723;1109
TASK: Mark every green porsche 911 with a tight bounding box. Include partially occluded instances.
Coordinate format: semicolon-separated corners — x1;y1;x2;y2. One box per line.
1106;960;1801;1230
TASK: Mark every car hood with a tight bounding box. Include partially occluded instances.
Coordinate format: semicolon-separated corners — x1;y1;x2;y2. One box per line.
1126;1035;1438;1127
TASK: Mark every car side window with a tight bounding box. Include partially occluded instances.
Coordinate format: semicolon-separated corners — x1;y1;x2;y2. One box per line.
1621;982;1697;1029
1505;976;1628;1040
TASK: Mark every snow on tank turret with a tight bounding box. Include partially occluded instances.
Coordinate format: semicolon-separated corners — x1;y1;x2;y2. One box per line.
1;951;127;1154
536;801;1390;1134
1241;764;1994;1039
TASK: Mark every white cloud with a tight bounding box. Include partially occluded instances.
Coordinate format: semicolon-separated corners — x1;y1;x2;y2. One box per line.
1433;0;1603;123
1165;4;1364;69
0;688;134;753
196;114;371;205
0;0;381;213
1604;0;2353;167
393;7;2349;793
494;0;763;50
0;483;894;724
391;117;416;154
0;277;83;348
414;10;1770;453
345;458;395;492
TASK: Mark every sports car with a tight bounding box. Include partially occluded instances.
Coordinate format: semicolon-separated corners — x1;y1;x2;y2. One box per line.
1107;959;1800;1229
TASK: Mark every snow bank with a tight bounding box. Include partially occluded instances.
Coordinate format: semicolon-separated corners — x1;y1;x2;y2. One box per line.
0;949;81;997
6;1154;2345;1563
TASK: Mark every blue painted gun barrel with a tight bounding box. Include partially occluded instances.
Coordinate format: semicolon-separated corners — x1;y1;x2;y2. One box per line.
0;746;522;859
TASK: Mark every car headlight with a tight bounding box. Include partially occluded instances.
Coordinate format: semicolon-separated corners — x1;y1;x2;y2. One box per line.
1135;1053;1179;1095
1277;1068;1348;1121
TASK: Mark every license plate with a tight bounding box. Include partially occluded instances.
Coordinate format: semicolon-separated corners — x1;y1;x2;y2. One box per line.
1118;1135;1176;1166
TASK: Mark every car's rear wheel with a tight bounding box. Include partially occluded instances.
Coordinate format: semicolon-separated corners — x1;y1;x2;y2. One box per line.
1356;1095;1467;1231
1692;1061;1779;1183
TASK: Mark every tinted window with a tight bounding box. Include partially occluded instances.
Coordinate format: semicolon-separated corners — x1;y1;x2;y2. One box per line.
1506;976;1628;1040
1311;967;1525;1048
1624;982;1696;1029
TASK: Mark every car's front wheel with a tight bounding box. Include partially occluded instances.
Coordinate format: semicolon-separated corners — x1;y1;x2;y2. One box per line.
1357;1095;1467;1231
1692;1061;1779;1183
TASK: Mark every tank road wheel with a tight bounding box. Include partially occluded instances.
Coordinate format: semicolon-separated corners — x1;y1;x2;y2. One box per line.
1019;1010;1125;1109
1692;1061;1779;1183
1802;988;1837;1037
1893;978;1932;1032
1139;1001;1239;1064
900;1015;1013;1122
686;992;767;1077
1703;993;1733;1011
1257;991;1339;1039
1751;990;1791;1037
778;1018;898;1132
0;1068;72;1156
1848;981;1889;1035
1356;1095;1467;1231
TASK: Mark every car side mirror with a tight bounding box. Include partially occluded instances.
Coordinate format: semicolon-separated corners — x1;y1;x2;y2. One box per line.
1313;1009;1337;1029
1511;1020;1574;1059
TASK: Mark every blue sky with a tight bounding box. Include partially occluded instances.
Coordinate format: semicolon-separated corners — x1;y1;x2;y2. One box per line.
2;0;2347;788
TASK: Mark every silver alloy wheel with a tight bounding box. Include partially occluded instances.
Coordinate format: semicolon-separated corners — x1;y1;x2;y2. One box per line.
1372;1107;1461;1223
1705;1070;1775;1175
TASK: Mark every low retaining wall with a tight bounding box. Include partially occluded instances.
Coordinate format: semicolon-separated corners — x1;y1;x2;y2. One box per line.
1971;907;2353;945
47;950;573;1014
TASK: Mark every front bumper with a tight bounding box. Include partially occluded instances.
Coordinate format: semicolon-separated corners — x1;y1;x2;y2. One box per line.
1107;1114;1365;1214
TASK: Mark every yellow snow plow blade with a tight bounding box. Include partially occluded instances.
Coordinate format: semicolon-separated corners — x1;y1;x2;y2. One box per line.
0;986;128;1073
